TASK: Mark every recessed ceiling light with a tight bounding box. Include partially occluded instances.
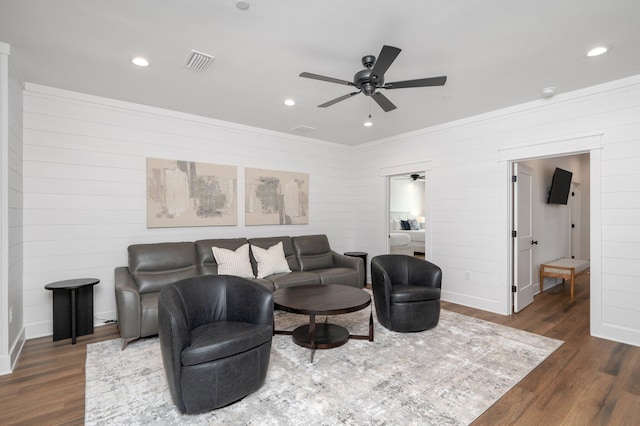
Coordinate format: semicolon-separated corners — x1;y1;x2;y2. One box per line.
363;121;373;127
132;56;149;67
586;46;609;57
284;99;296;106
236;0;249;10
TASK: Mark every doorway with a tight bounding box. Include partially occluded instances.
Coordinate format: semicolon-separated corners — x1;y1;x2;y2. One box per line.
503;134;599;320
388;173;427;257
569;181;583;259
380;161;432;260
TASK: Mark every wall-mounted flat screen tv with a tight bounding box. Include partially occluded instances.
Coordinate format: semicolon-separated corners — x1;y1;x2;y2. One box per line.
547;167;573;204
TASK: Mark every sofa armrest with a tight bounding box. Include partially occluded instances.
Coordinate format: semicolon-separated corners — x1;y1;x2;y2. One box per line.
332;251;365;286
114;266;141;344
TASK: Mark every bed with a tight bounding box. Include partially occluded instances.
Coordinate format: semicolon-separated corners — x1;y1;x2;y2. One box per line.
539;258;590;300
389;212;426;255
390;232;413;255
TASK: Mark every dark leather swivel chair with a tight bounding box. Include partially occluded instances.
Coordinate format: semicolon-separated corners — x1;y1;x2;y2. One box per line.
158;275;273;414
371;255;442;332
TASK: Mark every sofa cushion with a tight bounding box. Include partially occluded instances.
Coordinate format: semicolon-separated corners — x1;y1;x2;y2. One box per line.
249;236;300;272
292;234;334;271
129;242;198;294
266;271;320;290
211;244;255;278
248;278;276;292
195;238;250;275
312;267;359;286
181;321;273;366
251;242;292;279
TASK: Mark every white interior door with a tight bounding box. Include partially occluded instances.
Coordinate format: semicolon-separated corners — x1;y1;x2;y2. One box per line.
569;182;582;259
513;163;535;313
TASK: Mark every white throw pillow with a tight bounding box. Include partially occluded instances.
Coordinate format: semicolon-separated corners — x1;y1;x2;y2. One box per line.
211;243;255;278
251;241;292;279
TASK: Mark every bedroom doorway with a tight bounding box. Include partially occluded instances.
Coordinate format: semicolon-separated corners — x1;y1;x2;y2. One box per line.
381;161;432;260
389;173;427;257
380;162;432;261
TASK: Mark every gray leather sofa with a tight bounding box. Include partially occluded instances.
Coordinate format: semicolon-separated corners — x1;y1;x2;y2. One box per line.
115;234;363;349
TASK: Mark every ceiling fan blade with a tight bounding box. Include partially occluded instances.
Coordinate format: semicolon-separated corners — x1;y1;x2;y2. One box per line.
384;76;447;89
318;91;361;108
300;72;355;87
372;92;397;112
370;45;401;79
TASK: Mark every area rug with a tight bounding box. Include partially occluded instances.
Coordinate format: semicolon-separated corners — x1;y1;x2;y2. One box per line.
86;308;562;425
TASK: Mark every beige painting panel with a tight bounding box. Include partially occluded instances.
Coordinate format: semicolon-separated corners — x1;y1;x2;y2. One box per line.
147;158;237;228
245;168;309;225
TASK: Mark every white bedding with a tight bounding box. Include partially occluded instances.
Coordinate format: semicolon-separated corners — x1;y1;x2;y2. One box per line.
390;232;411;247
395;229;425;242
389;212;426;254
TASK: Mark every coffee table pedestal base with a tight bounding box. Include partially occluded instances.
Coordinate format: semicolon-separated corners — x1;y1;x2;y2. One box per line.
292;323;350;349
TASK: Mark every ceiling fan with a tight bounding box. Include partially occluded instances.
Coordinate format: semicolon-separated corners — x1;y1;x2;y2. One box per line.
409;174;425;181
300;45;447;112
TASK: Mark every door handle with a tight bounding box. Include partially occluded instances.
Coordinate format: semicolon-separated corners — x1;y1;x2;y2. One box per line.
531;240;538;245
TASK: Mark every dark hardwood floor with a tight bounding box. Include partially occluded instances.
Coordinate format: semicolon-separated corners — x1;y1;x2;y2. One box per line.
1;273;638;425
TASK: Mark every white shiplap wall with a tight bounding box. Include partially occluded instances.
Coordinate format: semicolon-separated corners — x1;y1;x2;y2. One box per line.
22;84;355;338
7;52;24;363
1;42;25;374
353;75;640;346
0;44;8;370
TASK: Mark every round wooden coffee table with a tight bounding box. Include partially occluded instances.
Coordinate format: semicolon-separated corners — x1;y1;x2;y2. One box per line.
273;284;373;362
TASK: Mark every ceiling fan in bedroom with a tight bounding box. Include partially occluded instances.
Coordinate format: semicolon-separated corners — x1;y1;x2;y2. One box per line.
409;174;425;181
300;45;447;112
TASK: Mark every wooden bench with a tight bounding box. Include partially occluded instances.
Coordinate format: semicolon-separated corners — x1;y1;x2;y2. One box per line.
539;258;590;300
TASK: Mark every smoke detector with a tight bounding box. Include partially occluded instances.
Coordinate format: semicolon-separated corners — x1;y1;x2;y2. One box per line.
541;87;556;98
236;0;249;10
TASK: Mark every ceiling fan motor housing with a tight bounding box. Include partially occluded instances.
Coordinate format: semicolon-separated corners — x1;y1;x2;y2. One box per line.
354;68;383;96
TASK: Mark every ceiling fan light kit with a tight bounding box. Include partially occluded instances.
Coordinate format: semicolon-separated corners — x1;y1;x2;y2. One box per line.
300;45;447;113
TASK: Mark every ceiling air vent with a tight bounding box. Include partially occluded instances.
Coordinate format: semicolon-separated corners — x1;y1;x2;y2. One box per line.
184;50;215;71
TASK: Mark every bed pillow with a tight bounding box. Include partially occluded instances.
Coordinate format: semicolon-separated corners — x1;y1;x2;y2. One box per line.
251;241;292;278
211;243;255;278
409;219;420;230
391;219;400;230
400;220;411;230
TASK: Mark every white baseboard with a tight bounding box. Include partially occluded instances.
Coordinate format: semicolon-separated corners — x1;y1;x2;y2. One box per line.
0;326;25;376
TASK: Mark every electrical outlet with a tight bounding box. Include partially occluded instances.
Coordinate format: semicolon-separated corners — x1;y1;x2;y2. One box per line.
9;307;13;324
464;271;471;281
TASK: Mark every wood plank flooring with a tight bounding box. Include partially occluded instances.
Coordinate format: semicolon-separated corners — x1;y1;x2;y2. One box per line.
1;273;638;425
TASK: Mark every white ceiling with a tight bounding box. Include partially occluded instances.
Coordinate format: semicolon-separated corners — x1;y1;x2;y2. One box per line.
1;0;640;146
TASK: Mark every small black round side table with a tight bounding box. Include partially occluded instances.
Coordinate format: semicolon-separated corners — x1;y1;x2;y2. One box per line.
344;251;368;286
45;278;99;344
